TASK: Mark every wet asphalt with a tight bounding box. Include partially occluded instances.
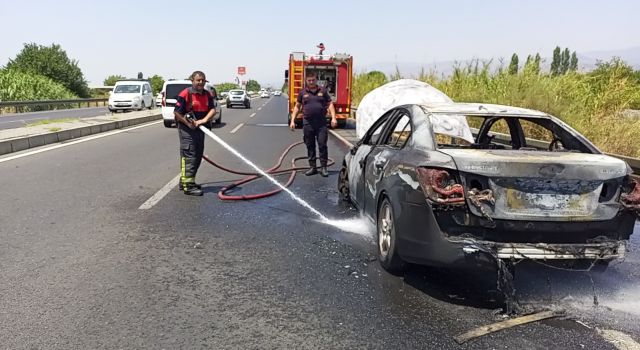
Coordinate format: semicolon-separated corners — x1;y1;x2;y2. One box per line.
0;96;638;349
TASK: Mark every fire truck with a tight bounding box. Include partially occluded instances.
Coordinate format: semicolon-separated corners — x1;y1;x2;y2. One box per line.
286;51;353;128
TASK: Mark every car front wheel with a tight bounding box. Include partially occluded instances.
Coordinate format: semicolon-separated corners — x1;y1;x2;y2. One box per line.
377;197;406;274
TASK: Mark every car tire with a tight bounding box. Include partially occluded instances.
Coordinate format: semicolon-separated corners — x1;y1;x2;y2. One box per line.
140;101;146;111
227;103;231;108
377;197;407;275
338;162;351;203
163;120;174;128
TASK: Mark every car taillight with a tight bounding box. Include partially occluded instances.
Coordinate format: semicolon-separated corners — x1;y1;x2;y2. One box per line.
621;177;640;212
161;92;166;107
415;167;465;204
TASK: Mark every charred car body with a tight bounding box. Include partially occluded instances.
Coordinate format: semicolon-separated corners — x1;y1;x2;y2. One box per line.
338;103;640;273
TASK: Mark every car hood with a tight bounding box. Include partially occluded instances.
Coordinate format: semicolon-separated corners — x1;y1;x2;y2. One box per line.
110;93;140;101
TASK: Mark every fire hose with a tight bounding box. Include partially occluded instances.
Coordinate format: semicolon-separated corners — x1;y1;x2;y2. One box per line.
197;126;334;201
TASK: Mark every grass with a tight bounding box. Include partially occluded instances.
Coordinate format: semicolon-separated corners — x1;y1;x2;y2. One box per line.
26;118;78;127
351;58;640;158
47;127;61;132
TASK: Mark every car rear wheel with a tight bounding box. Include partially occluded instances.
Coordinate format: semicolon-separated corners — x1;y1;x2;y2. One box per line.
163;120;174;128
338;162;351;203
377;197;406;274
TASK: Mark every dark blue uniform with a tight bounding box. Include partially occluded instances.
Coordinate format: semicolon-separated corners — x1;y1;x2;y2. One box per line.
174;87;216;190
297;86;331;168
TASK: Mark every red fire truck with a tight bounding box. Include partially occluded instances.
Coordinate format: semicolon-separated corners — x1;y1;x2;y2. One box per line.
286;51;353;128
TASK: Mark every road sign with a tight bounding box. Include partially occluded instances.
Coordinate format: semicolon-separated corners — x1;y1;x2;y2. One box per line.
238;66;246;75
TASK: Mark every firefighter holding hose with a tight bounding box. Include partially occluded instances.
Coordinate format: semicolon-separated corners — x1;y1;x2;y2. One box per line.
174;70;217;196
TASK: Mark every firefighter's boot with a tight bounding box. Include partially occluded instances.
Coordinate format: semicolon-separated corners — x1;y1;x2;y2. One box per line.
305;161;318;176
183;183;203;196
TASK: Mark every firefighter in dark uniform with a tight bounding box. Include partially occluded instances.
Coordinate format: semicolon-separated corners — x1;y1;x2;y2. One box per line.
290;71;337;177
174;71;217;196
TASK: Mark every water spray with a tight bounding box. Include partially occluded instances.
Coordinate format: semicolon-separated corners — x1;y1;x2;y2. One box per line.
199;126;330;222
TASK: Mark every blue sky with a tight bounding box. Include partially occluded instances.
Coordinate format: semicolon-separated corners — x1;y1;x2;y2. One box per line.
1;0;638;87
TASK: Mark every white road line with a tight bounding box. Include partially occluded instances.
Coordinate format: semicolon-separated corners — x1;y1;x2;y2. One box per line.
255;123;288;127
0;120;162;163
257;107;262;111
230;122;245;134
139;174;181;210
249;113;256;118
328;129;354;147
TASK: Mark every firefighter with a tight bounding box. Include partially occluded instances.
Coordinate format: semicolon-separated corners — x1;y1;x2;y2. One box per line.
174;70;217;196
317;42;325;56
290;71;337;177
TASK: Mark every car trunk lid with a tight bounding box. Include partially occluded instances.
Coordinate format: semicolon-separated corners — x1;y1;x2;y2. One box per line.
438;149;628;221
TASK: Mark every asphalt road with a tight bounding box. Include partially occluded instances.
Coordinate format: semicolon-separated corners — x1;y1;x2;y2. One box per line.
0;106;113;130
1;96;639;349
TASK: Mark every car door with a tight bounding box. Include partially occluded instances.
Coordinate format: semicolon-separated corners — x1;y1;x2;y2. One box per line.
362;109;409;219
349;110;395;211
145;84;153;106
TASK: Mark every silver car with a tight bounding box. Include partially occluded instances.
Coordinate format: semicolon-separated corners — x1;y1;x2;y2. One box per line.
339;102;640;274
226;89;251;109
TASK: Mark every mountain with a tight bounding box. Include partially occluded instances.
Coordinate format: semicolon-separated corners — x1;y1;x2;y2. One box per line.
364;46;640;78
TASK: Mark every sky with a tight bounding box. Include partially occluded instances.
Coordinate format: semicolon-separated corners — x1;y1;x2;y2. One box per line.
1;0;639;88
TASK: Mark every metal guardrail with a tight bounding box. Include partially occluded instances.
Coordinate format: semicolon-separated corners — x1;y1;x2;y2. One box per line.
0;98;108;114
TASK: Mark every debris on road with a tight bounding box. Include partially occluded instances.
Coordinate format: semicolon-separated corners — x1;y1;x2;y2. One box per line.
454;310;565;344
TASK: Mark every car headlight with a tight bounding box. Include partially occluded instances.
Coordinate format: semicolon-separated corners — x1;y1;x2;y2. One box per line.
133;96;141;101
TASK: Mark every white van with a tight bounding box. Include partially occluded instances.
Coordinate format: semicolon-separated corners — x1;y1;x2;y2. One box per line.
161;80;221;128
108;80;154;112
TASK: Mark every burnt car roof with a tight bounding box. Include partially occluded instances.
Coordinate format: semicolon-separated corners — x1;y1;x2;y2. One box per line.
420;102;550;118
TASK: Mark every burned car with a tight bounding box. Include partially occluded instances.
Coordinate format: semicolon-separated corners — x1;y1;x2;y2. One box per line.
338;103;640;274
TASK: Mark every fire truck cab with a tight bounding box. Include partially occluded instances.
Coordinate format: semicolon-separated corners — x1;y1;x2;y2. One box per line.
286;51;353;128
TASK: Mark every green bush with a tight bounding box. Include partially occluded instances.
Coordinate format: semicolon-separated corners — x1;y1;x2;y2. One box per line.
0;69;78;112
351;58;640;157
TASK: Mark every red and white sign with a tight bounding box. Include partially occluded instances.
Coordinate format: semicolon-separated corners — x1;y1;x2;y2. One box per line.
237;66;246;75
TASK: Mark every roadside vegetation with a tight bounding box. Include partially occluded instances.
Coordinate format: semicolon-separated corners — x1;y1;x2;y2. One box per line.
352;48;640;158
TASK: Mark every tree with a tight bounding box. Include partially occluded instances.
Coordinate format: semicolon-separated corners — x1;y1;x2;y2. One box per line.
215;82;240;92
245;79;260;92
149;75;164;94
569;51;579;72
508;53;519;75
551;46;561;75
103;75;127;86
6;43;90;97
560;48;571;74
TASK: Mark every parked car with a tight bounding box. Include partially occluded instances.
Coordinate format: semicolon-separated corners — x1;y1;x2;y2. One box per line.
155;93;162;107
226;89;251;108
108;80;154;112
160;80;222;128
338;102;639;274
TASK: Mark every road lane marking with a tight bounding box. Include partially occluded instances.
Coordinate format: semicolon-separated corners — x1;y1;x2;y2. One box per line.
258;107;262;111
254;123;287;127
139;174;181;210
230;123;245;134
328;129;354;147
249;113;256;118
0;120;162;163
